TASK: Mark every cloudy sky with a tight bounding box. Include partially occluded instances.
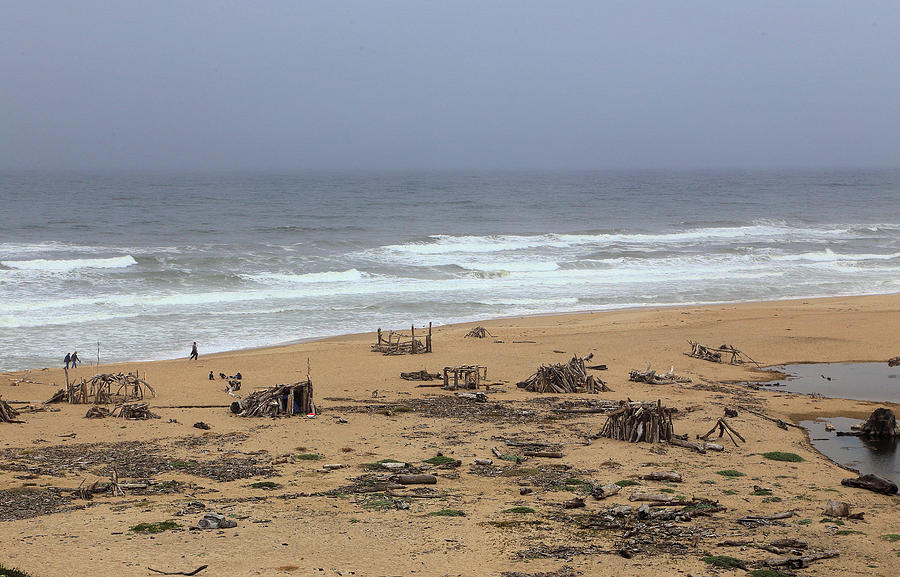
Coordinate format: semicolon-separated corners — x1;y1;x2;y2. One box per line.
2;1;899;171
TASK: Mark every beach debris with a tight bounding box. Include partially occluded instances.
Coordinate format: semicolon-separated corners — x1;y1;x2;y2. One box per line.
464;326;493;338
400;370;441;381
888;356;900;367
685;340;760;367
517;354;608;394
45;388;67;403
859;407;900;438
823;500;854;518
597;400;675;443
112;402;160;420
64;372;156;404
698;418;746;447
628;364;691;385
563;497;586;509
372;323;433;355
230;378;315;417
736;511;794;527
840;473;899;495
0;395;24;423
148;565;208;576
193;421;211;430
591;483;622;500
197;512;237;529
8;370;40;386
395;473;437;485
724;407;738;417
84;406;110;419
640;471;682;482
754;550;839;569
442;365;488;390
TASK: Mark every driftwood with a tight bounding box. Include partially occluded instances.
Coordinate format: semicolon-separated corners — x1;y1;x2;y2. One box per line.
668;438;706;453
65;372;155;405
598;400;675;443
859;407;900;438
400;370;441;381
737;511;794;526
395;474;436;485
517;354;608;394
112;403;159;420
840;473;898;495
685;340;760;367
0;396;24;423
628;364;691;385
888;356;900;367
641;471;682;482
85;406;110;419
148;566;208;576
230;378;315;418
699;418;746;447
755;550;839;569
591;484;622;500
45;389;67;404
522;451;564;458
464;326;493;338
372;324;433;355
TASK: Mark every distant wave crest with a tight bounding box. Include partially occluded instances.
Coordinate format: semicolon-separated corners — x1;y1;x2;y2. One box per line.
1;255;138;272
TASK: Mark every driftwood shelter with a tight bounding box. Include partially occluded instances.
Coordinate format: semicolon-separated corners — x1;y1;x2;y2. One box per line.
230;379;316;417
442;365;488;390
372;323;433;355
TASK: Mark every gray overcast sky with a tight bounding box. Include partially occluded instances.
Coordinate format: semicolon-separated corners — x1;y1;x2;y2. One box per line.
2;1;899;171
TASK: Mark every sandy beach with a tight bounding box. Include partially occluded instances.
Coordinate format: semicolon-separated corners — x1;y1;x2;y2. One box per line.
2;294;900;577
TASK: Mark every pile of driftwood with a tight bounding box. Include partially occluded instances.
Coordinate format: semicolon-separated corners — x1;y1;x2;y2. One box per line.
0;396;23;423
517;354;608;394
86;403;159;420
464;326;492;338
597;401;675;443
48;372;155;405
399;370;441;381
372;324;433;355
685;341;759;366
230;379;315;417
629;364;691;385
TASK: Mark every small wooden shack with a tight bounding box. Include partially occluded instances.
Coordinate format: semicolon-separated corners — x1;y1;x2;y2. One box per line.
230;379;316;417
442;365;488;390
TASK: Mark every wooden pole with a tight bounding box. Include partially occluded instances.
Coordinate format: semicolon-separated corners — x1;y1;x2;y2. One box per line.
411;324;416;354
427;322;432;353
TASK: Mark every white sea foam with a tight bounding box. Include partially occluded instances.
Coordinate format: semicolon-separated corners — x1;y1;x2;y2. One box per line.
240;269;364;284
1;255;138;272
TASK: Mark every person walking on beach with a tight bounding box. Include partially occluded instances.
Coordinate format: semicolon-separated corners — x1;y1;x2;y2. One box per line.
64;352;71;370
70;350;79;368
190;342;198;360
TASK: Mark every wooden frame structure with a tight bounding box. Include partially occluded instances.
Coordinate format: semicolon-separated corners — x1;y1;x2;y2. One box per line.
373;323;433;355
442;365;487;390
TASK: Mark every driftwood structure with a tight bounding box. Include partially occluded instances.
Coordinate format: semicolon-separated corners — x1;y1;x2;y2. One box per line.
112;403;159;420
464;326;492;339
49;372;156;405
372;323;433;355
628;364;691;385
442;365;487;390
685;341;760;367
699;417;746;447
400;370;441;381
517;354;608;394
230;379;316;417
597;400;675;443
0;396;23;423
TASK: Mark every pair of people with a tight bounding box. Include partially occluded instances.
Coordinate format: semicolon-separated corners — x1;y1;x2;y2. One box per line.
64;351;80;369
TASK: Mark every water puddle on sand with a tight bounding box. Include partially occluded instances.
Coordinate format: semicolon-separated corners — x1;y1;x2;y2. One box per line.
758;362;900;484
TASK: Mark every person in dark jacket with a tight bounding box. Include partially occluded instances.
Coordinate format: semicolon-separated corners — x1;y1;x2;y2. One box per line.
64;352;71;370
70;351;79;368
190;342;198;360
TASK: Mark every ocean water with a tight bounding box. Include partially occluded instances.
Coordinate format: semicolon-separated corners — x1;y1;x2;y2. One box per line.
1;169;899;372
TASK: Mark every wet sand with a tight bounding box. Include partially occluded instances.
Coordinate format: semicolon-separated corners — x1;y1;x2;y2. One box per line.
2;294;900;577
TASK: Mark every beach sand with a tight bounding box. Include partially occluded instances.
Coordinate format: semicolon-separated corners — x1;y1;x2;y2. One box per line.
2;294;899;576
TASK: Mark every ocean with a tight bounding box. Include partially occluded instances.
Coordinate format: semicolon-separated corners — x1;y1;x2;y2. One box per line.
1;169;899;372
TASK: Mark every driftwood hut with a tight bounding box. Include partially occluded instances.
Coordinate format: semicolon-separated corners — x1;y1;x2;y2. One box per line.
231;379;316;418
